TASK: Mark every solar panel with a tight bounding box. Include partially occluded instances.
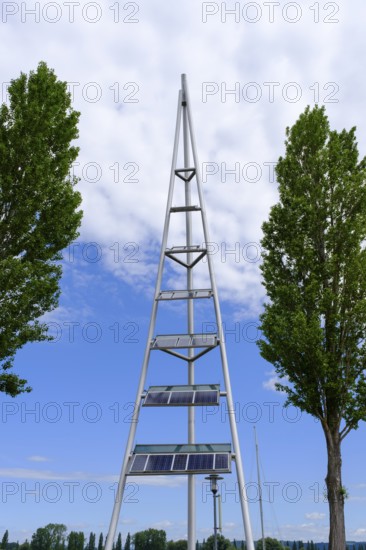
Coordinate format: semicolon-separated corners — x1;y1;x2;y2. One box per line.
144;392;170;405
154;336;178;348
192;334;216;346
146;455;173;472
169;391;194;404
187;454;214;471
172;454;188;471
130;454;148;472
176;335;192;347
172;290;190;299
194;391;218;404
215;454;229;470
158;289;213;300
143;386;221;408
127;444;231;475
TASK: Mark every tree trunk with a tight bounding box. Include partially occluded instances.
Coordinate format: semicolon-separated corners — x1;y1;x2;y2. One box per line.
323;425;346;550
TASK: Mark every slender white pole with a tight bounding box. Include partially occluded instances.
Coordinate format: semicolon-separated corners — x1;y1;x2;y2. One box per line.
182;76;196;550
104;91;183;550
182;73;255;550
218;494;222;532
254;426;265;550
213;493;218;550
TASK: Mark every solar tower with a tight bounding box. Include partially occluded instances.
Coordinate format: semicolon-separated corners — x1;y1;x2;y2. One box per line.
105;75;255;550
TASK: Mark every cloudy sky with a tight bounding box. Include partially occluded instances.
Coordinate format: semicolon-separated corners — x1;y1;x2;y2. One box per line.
1;0;366;545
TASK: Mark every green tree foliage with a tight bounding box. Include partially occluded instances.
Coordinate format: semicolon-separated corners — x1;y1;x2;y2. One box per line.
115;535;122;550
202;534;233;550
31;525;67;550
87;534;95;550
122;535;130;550
167;541;187;550
263;539;285;550
97;535;103;550
66;533;84;550
0;61;82;395
258;105;366;550
133;529;166;550
1;532;9;550
255;539;285;550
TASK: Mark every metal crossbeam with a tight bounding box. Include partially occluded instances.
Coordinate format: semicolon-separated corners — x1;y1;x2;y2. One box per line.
170;205;201;213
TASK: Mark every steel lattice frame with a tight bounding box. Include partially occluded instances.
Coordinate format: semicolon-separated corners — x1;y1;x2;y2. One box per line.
104;75;255;550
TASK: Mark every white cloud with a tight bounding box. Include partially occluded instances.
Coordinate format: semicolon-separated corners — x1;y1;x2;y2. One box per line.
0;468;186;488
277;521;329;542
128;476;186;488
263;370;287;393
120;518;136;526
152;520;174;529
305;512;326;520
0;468;99;481
27;455;50;463
348;495;366;502
4;0;365;320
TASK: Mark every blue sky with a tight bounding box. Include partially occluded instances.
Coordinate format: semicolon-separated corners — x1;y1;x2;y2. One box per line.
1;0;366;544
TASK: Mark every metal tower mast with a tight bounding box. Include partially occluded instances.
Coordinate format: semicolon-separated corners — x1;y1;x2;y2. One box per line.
254;426;265;550
104;74;255;550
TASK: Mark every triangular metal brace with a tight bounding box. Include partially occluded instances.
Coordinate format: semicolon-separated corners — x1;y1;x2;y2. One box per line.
175;167;196;182
165;249;207;269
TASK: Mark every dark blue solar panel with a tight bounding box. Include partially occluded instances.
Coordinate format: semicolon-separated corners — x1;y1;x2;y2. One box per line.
145;392;170;405
146;454;173;471
130;454;148;472
215;454;229;470
187;454;214;471
170;391;194;404
172;454;188;471
194;391;218;404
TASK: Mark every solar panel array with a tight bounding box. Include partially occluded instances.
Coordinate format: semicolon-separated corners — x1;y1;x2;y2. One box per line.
144;388;219;407
128;452;230;475
151;333;217;349
157;289;213;300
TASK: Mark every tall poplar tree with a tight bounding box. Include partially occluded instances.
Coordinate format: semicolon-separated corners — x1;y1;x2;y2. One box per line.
258;105;366;550
0;61;82;395
87;534;96;550
1;531;9;550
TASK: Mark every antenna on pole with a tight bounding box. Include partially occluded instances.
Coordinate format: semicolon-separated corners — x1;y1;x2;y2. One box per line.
254;426;265;550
